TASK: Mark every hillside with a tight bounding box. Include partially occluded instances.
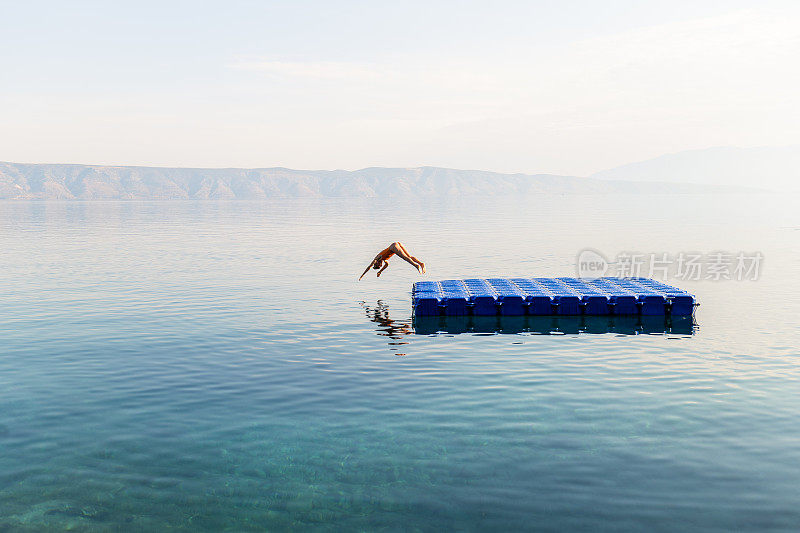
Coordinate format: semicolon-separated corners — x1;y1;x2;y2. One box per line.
590;146;800;192
0;162;730;200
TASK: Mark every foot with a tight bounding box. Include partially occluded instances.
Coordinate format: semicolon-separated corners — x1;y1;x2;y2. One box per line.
418;263;426;274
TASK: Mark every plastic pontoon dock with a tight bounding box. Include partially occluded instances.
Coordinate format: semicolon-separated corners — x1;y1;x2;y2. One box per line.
412;277;696;317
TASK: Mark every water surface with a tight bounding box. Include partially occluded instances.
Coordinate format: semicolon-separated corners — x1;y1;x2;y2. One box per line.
1;195;799;531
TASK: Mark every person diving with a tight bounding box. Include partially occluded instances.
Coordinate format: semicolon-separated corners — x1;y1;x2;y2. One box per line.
359;242;426;280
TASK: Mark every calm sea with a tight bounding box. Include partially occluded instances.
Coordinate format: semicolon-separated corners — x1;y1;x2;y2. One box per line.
1;194;799;531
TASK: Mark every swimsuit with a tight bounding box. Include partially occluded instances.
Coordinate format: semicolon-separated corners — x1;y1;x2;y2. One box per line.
376;247;395;261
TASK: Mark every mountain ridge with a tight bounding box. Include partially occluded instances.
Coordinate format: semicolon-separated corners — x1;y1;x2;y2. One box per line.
0;161;745;200
590;145;800;192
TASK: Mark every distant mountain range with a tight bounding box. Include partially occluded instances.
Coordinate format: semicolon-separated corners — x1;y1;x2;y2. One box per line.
591;146;800;192
0;161;742;200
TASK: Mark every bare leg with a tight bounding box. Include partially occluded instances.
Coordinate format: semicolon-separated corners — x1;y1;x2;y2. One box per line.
391;242;425;274
396;242;426;273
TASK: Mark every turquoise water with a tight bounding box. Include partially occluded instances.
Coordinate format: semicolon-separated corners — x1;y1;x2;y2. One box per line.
1;195;799;531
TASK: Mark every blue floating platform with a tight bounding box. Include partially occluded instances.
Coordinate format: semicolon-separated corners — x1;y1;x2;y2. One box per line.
412;277;696;317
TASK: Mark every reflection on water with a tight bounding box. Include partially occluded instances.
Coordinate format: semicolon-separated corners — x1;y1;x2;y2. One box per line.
361;300;697;341
414;314;697;336
359;300;413;354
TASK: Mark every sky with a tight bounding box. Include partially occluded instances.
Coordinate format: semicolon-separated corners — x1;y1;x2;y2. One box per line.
1;0;799;176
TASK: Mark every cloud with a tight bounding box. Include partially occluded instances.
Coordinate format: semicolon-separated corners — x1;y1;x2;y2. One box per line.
4;6;800;174
229;59;380;80
230;8;800;109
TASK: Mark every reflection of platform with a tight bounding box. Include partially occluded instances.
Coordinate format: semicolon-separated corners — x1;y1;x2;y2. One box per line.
412;314;697;336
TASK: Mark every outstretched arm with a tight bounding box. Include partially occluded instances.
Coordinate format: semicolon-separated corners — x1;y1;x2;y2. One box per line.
359;260;375;281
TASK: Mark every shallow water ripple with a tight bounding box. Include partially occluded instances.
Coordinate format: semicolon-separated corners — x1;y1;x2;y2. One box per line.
1;196;799;531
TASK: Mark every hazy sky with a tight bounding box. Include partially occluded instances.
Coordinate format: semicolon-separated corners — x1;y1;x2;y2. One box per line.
2;1;799;175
